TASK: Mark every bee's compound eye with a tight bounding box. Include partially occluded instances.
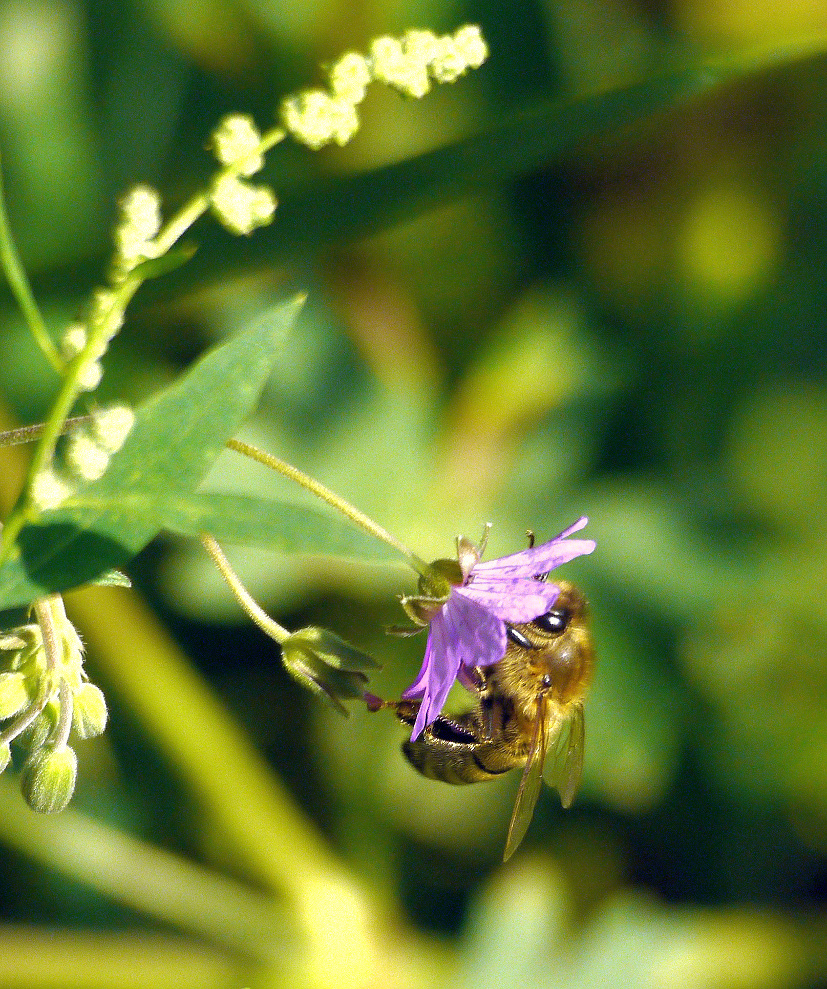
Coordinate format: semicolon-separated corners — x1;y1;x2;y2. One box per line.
534;608;570;635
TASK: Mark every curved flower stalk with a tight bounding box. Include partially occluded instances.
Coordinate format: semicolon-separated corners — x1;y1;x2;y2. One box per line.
399;517;596;739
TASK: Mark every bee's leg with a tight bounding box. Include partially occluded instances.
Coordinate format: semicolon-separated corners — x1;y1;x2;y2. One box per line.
385;697;486;742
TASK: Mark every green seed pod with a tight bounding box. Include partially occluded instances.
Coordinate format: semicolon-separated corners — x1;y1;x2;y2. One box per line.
21;746;78;813
0;742;10;774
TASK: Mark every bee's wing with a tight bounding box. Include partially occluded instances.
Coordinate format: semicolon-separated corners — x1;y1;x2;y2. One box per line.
503;694;557;862
543;702;585;809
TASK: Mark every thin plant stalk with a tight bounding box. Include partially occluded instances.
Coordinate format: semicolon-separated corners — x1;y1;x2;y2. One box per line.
0;154;63;372
200;534;289;644
227;438;430;577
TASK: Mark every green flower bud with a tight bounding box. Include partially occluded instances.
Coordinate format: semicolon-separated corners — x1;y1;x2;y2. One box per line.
0;632;27;654
72;683;108;739
0;742;10;774
281;627;378;716
21;746;78;814
0;672;30;719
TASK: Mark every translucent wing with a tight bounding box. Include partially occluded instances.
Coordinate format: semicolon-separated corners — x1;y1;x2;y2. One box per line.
503;694;557;862
543;702;585;809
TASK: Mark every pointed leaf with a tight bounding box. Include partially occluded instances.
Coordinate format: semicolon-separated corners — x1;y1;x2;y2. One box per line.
0;296;303;610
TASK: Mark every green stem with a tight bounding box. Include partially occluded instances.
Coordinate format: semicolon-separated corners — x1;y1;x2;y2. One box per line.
0;277;141;565
226;438;430;577
32;595;61;678
200;534;290;643
0;153;63;372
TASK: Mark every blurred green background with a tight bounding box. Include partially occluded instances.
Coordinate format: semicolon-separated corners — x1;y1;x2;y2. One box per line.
1;0;827;987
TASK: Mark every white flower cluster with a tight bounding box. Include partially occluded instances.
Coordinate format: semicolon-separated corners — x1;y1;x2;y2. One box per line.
211;114;265;175
281;24;488;151
60;280;132;397
31;404;135;510
113;184;163;274
209;115;277;235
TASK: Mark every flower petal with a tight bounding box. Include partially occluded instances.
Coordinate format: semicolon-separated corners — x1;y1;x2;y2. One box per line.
461;578;561;622
407;610;459;739
401;633;434;699
474;517;595;579
446;591;506;668
402;591;507;738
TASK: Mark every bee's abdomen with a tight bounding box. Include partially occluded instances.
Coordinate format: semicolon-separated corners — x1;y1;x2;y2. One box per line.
402;738;493;784
402;715;524;785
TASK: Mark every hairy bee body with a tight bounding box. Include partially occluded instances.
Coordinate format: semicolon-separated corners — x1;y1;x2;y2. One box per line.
394;580;595;857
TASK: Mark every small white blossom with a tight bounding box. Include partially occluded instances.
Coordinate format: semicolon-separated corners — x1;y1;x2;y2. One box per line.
90;289;125;342
31;468;75;511
60;322;105;391
402;30;440;64
114;185;162;267
211;114;264;176
89;404;135;454
370;35;430;98
119;185;162;241
211;174;277;235
281;89;360;149
61;323;87;359
453;25;488;69
78;359;103;392
326;98;360;145
428;35;469;83
65;433;111;482
329;52;371;103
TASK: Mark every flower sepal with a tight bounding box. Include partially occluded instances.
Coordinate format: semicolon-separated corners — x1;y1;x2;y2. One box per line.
399;593;447;627
281;627;378;716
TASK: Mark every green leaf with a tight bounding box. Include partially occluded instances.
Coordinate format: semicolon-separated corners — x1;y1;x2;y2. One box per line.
132;242;198;280
161;493;401;562
0;296;303;610
58;491;401;562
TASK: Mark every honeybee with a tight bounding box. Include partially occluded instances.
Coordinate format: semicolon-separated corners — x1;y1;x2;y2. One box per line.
389;580;595;861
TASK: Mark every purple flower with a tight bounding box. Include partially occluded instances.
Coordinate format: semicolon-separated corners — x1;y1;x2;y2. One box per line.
401;517;596;740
